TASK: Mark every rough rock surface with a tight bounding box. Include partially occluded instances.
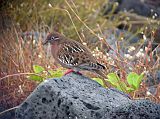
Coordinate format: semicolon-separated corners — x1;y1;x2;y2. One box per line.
105;100;160;119
0;106;15;119
104;0;160;18
16;73;160;119
144;70;160;95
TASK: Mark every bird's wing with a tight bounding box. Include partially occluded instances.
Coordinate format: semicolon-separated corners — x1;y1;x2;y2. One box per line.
57;41;85;66
57;40;105;71
78;62;105;70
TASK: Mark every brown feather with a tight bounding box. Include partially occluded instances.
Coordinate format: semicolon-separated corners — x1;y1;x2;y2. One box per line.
44;32;110;87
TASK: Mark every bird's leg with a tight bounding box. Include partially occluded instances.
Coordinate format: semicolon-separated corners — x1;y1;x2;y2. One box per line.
64;69;82;75
64;69;75;75
73;68;82;75
75;71;82;75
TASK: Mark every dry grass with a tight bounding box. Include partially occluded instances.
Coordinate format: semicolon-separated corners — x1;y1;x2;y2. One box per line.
0;13;56;109
0;0;160;112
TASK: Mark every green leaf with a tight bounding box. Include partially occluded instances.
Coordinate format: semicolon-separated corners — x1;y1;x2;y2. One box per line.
48;69;63;78
127;72;138;89
92;78;104;86
135;73;144;89
33;65;45;73
126;87;135;92
127;72;143;90
107;73;120;86
28;74;44;82
116;85;123;92
116;82;127;93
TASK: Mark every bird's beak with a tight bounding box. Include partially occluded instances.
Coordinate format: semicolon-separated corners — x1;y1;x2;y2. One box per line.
42;40;48;45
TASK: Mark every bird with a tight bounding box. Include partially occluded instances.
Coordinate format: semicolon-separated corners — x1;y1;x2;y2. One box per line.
43;32;109;87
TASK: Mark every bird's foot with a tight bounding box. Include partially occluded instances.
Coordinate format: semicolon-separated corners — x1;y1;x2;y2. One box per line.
64;69;74;75
75;71;82;75
64;69;82;75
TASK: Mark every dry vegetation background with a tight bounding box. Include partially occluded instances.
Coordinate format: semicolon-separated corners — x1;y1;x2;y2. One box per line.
0;0;160;112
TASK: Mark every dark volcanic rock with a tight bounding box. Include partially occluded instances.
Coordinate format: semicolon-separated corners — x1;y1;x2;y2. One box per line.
0;106;15;119
145;70;160;87
105;100;160;119
145;70;160;95
154;27;160;43
103;0;160;18
16;73;160;119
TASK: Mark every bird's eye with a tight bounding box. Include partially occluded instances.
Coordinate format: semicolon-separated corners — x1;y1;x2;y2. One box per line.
50;36;59;41
51;36;55;40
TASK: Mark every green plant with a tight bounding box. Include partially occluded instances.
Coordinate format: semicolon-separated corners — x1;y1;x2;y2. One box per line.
28;65;64;82
92;78;105;87
28;65;144;94
107;72;144;93
127;72;144;90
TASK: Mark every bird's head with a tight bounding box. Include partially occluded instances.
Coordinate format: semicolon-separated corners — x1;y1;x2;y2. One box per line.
43;32;62;45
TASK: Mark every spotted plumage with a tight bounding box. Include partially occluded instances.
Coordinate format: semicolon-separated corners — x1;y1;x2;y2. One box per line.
43;32;108;81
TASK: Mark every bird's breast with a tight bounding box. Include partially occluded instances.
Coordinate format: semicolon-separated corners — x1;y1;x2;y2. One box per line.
51;43;59;58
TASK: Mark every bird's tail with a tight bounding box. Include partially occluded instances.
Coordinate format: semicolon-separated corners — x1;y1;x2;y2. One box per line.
95;70;111;88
